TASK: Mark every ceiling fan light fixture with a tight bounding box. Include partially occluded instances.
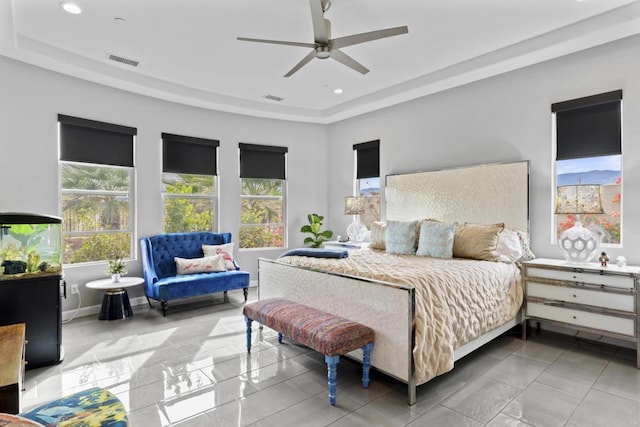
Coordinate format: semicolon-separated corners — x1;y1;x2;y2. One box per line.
315;46;331;59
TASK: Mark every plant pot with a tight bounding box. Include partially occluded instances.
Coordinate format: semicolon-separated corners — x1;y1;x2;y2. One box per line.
111;273;121;283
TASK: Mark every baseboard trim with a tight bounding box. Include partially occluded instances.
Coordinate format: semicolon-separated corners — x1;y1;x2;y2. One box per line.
62;296;148;322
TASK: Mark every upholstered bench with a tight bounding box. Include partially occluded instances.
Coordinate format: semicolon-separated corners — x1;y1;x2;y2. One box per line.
243;298;375;405
18;387;128;426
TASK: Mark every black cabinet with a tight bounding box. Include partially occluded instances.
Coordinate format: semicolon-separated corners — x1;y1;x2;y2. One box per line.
0;275;62;369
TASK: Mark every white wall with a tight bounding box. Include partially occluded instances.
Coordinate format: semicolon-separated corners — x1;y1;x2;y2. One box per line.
3;33;640;314
0;56;329;312
327;34;640;266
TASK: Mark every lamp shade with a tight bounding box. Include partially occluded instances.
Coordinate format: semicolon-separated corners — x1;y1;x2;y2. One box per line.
344;196;365;215
555;185;604;215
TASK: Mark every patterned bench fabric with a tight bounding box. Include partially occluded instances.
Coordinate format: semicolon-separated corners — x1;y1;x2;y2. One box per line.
243;298;374;356
19;387;128;427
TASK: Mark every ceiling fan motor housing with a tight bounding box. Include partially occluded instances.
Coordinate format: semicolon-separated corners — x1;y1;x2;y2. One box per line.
315;46;331;59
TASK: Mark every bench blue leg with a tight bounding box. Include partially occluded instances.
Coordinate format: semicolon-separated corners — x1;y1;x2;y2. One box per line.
244;316;253;353
278;332;283;344
362;342;374;388
325;355;340;406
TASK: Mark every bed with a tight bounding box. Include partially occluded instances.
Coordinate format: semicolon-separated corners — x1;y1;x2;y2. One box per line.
258;161;530;405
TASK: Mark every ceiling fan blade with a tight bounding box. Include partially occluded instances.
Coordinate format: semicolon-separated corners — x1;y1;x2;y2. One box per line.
237;37;315;49
309;0;329;44
331;25;408;49
330;49;369;75
284;49;317;77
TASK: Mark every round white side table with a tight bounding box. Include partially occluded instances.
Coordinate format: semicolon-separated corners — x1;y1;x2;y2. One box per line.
86;276;144;321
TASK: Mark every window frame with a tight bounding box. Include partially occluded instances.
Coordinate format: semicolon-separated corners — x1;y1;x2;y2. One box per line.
238;143;288;250
354;140;381;228
58;115;137;266
239;178;287;250
161;172;219;233
59;160;136;265
551;91;623;247
161;133;220;234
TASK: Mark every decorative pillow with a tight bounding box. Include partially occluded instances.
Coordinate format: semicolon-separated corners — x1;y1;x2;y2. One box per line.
175;254;226;275
515;230;536;261
369;221;387;250
495;229;523;263
416;221;457;258
202;243;236;270
453;222;505;261
385;220;419;254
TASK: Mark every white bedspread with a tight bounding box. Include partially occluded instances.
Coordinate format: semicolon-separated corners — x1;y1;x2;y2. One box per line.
277;249;523;383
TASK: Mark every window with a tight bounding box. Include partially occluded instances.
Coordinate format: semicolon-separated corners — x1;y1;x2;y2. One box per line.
354;140;380;227
553;90;622;245
161;133;219;233
58;115;136;264
239;143;287;249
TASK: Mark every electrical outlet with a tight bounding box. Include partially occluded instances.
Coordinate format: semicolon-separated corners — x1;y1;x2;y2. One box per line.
71;284;79;295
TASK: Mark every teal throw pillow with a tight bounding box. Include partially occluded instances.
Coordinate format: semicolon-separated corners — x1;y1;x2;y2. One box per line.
385;220;419;254
416;221;457;258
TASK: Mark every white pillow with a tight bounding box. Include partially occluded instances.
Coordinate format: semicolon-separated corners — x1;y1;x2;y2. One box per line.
495;229;524;263
175;254;226;275
202;243;236;270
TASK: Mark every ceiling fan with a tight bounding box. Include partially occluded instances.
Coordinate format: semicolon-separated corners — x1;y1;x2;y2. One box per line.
237;0;408;77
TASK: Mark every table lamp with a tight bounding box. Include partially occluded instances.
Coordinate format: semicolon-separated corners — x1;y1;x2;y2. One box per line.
555;184;604;263
344;196;367;242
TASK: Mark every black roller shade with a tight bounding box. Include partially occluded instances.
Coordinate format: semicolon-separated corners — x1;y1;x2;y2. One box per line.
162;133;220;175
552;90;622;161
58;114;136;167
239;143;288;180
354;140;380;179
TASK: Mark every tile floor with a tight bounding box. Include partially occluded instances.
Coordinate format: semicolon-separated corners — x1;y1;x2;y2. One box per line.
22;288;640;426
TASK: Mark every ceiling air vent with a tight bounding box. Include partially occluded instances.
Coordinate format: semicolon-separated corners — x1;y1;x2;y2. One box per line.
263;94;284;102
106;53;139;67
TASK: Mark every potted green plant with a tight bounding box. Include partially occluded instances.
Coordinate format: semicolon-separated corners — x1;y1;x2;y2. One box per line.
300;213;333;248
107;257;127;283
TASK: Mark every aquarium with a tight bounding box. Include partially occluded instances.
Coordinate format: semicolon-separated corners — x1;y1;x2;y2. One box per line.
0;213;62;281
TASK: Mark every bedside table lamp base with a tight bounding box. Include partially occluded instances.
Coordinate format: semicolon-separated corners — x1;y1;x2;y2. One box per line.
558;221;600;263
347;219;367;243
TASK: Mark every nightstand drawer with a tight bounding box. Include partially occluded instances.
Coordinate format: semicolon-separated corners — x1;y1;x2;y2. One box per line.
527;302;635;337
527;267;635;290
527;281;635;312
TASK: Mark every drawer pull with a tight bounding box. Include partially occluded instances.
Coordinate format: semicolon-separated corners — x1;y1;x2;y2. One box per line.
573;316;577;319
573;295;576;298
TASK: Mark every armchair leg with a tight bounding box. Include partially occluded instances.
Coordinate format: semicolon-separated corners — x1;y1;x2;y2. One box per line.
161;301;168;317
146;296;154;309
243;288;248;302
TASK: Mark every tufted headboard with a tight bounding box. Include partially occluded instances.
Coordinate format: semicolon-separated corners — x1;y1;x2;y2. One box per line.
385;161;529;232
140;232;231;281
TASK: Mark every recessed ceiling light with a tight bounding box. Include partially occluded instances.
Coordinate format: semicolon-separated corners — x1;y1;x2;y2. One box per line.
334;88;343;94
114;17;127;24
59;2;82;14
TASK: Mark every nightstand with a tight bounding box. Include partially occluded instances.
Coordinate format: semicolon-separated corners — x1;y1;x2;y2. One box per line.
322;240;369;250
523;258;639;367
